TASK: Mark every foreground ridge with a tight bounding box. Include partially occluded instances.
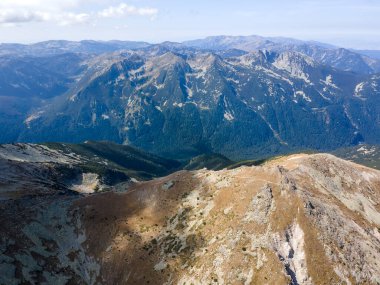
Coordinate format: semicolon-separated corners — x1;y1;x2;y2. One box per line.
1;153;380;284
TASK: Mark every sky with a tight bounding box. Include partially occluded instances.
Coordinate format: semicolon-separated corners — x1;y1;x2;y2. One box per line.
0;0;379;49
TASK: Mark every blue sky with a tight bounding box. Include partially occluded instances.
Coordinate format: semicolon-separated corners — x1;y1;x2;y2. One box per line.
0;0;379;49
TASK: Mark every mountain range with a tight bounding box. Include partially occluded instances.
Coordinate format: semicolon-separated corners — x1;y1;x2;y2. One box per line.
0;35;380;160
1;34;380;284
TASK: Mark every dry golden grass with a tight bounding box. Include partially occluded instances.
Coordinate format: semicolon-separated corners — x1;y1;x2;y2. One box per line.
71;154;380;284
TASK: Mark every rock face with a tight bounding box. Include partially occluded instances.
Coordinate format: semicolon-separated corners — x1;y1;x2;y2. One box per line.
1;153;380;284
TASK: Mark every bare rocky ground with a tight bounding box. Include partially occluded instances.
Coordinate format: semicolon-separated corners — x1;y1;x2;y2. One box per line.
1;153;380;284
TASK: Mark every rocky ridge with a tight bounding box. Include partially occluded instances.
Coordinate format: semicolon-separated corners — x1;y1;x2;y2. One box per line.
1;153;380;284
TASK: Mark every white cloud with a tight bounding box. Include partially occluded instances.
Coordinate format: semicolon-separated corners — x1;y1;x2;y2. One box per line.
0;1;158;26
56;13;91;26
0;0;81;10
98;3;158;18
0;10;90;26
0;10;46;24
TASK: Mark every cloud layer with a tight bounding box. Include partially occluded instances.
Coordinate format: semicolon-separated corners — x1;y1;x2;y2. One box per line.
0;1;158;26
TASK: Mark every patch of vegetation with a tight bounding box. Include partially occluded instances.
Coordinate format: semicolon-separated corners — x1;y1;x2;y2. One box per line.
226;158;269;169
44;141;182;182
183;153;233;170
331;144;380;169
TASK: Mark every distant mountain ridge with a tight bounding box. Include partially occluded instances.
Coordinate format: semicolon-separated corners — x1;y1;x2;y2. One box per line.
354;50;380;60
183;35;380;74
1;35;380;73
0;36;380;159
0;40;150;56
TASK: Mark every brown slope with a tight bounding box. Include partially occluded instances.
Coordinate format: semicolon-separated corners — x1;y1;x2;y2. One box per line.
74;154;380;285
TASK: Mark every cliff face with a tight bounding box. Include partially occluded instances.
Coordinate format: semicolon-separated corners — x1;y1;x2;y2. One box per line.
1;153;380;284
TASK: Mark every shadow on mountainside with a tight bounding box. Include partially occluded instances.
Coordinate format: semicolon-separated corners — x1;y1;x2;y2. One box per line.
74;170;206;284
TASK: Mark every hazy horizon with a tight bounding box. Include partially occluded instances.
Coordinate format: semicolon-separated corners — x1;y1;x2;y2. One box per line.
1;34;380;52
0;0;379;50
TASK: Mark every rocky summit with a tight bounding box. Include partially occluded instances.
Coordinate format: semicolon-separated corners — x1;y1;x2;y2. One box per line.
1;150;380;284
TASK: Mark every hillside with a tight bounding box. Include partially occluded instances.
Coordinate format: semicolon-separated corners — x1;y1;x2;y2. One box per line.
0;141;180;200
1;153;380;284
